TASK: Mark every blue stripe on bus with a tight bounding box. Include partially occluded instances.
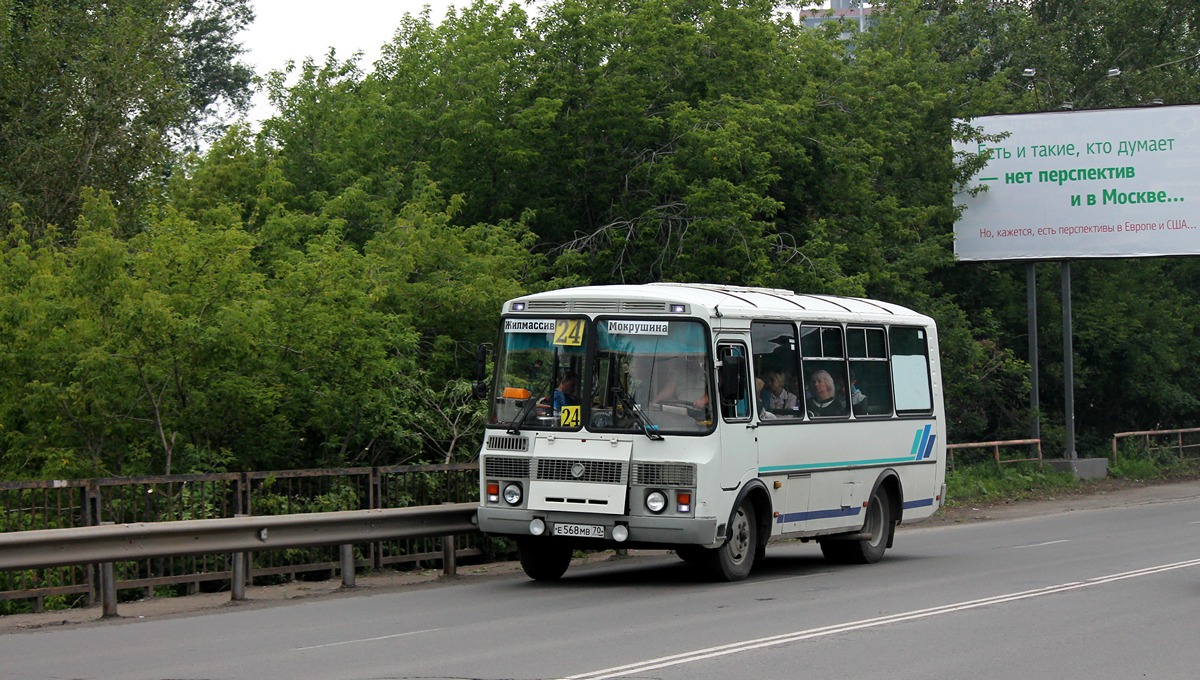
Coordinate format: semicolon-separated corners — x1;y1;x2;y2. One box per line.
775;506;862;523
920;433;937;460
775;498;934;523
912;424;931;458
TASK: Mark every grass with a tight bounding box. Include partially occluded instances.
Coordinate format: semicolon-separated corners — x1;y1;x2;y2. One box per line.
945;462;1078;506
946;444;1200;507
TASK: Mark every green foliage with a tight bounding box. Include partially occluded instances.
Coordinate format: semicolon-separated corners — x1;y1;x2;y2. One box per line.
3;0;1200;479
1109;440;1196;481
0;0;255;234
946;462;1078;506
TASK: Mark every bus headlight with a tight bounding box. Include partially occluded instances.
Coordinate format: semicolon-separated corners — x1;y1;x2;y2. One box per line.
646;490;667;514
503;482;523;506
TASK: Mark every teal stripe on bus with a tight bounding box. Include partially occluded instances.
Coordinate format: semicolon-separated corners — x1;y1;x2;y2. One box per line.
759;456;918;473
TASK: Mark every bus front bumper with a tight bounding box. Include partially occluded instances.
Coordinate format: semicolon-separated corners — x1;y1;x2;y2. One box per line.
477;506;721;547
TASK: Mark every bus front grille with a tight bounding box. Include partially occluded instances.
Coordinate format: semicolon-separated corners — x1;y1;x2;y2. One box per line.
486;435;529;452
536;459;627;484
484;456;531;478
632;462;696;487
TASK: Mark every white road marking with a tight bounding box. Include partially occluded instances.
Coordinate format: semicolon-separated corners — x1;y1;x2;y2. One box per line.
1010;539;1071;549
292;627;441;651
563;558;1200;680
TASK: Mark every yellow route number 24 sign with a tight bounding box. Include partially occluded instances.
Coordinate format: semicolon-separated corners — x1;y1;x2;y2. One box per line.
553;319;584;346
559;405;581;428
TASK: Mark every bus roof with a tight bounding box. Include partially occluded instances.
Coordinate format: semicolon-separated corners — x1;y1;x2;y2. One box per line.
505;283;934;325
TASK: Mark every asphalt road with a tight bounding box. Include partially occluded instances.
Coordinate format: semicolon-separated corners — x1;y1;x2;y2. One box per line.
3;481;1200;680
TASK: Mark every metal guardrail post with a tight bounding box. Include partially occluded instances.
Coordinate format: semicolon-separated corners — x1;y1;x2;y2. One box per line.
100;561;118;618
231;514;247;601
340;545;356;588
99;522;118;618
442;534;456;576
231;552;246;601
441;501;457;576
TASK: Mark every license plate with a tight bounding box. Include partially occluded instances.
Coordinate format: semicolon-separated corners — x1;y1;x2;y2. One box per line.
552;523;605;539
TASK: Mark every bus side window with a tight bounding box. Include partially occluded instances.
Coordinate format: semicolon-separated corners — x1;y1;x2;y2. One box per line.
848;327;892;416
890;326;933;413
751;322;802;419
718;343;751;421
801;325;849;418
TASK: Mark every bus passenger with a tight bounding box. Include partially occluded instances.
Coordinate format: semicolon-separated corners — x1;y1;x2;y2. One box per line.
806;369;847;417
652;355;709;411
847;370;868;415
552;371;580;415
760;370;799;414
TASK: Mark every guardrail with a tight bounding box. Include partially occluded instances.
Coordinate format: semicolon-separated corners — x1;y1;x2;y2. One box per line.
1;463;480;614
1111;427;1200;461
0;503;478;618
945;438;1042;471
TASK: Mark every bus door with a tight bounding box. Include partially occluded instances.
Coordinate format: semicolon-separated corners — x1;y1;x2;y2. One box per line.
716;341;757;490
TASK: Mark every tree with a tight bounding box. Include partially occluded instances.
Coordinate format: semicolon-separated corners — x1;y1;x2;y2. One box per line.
0;0;255;235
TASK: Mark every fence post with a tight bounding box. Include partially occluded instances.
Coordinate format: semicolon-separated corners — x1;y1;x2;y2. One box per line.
371;467;383;571
340;544;356;588
82;484;96;607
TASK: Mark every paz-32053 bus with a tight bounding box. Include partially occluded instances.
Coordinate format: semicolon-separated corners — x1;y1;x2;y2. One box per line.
474;283;946;581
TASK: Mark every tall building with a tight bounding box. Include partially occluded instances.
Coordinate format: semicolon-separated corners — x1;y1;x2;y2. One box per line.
795;1;877;31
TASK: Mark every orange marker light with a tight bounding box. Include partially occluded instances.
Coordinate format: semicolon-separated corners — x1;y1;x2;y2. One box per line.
676;492;692;513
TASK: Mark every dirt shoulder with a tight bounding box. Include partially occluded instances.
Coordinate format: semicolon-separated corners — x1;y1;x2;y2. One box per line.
5;476;1200;634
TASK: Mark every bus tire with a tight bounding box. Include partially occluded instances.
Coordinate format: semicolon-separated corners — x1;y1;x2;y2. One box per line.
820;487;892;565
703;499;757;581
517;538;572;581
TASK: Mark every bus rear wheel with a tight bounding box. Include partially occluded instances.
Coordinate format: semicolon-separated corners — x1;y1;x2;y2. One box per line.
517;538;573;581
702;499;757;581
820;487;892;564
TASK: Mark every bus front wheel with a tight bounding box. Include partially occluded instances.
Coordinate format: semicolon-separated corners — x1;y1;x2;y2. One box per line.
703;499;757;581
517;538;572;581
820;487;893;564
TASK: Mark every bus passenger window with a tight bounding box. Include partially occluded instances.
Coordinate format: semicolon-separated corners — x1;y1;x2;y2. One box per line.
890;326;933;413
801;325;849;418
848;327;892;416
751;322;802;420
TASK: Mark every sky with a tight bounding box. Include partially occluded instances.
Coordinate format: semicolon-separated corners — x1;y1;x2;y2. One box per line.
239;0;460;123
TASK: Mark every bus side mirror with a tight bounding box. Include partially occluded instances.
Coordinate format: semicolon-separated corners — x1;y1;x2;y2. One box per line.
471;344;490;400
718;355;745;402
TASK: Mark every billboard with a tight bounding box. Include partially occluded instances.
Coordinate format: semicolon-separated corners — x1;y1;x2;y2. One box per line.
953;105;1200;261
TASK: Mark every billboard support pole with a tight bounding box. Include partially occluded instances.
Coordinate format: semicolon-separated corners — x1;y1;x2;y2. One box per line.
1062;261;1076;459
1027;262;1040;440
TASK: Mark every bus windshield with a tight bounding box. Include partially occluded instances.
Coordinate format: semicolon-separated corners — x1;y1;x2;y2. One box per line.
589;318;713;435
490;318;588;431
488;317;714;435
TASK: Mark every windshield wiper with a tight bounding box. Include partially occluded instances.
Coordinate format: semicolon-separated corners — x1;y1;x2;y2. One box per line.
507;377;553;435
612;387;663;441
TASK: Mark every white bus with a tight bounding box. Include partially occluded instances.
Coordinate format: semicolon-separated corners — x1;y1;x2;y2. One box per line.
475;283;946;581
